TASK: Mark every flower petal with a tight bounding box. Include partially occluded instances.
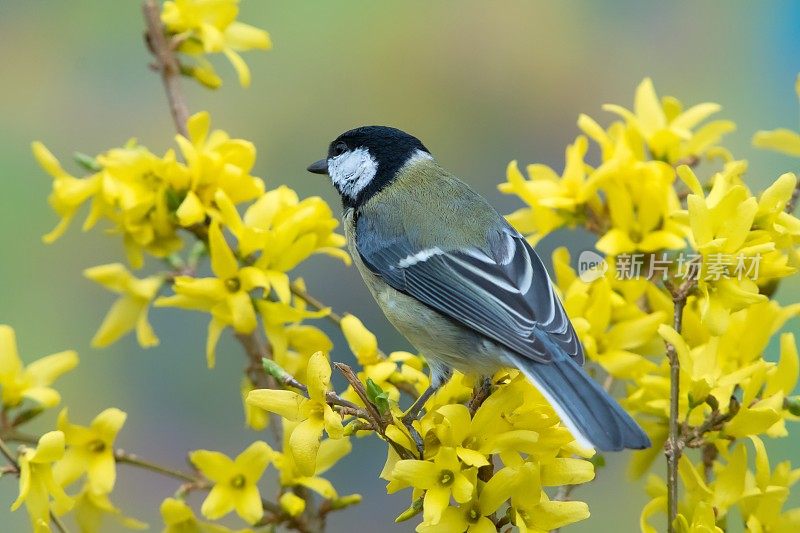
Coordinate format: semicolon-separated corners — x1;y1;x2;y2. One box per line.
189;450;235;483
289;417;325;477
234;484;263;524
200;485;235;521
209;222;239;279
246;389;306;420
235;441;273;480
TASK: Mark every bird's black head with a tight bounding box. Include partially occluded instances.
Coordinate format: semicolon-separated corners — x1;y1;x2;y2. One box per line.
307;126;431;208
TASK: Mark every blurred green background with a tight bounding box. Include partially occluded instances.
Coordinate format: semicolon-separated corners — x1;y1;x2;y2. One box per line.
1;1;799;531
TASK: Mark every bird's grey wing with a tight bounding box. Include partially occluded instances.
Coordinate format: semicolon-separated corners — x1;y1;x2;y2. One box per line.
356;221;584;364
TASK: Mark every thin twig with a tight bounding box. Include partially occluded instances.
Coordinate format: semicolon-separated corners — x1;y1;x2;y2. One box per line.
334;363;415;460
291;284;343;325
0;436;18;470
114;449;199;483
142;0;189;136
663;278;695;533
237;333;284;443
334;363;385;429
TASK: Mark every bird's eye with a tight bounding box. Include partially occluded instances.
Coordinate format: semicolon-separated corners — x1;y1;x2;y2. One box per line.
333;142;348;157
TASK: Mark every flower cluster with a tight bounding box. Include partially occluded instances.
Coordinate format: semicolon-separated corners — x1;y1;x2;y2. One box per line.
246;320;597;531
6;0;800;528
5;4;361;531
36;110;348;367
1;326;145;531
502;77;800;531
36;111;264;267
161;0;271;88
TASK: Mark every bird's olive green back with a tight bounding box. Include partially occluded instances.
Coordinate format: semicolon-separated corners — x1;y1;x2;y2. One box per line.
358;159;505;250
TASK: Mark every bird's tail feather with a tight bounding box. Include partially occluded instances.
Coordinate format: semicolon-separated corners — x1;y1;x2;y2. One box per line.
508;352;650;451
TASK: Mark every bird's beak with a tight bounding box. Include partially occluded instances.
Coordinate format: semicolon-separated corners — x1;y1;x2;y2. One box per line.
307;159;329;175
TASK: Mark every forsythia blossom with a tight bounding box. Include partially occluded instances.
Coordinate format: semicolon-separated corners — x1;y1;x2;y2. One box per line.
54;408;127;495
83;264;164;348
161;0;271;88
502;77;800;532
34;112;265;268
20;14;800;529
156;220;280;367
11;431;73;532
247;352;345;476
0;324;78;409
189;441;274;524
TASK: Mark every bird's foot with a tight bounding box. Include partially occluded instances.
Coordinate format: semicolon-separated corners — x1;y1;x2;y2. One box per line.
401;411;425;458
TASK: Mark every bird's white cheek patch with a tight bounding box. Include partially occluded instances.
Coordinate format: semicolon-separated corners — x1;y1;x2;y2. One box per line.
328;147;378;199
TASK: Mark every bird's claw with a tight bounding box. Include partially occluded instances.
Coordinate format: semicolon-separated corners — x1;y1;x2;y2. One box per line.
401;414;425;458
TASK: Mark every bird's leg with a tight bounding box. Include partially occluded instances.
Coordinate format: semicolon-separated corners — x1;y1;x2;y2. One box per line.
401;366;452;457
468;376;493;415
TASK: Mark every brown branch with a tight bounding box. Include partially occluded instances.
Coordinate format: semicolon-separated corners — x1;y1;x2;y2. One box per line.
334;363;386;429
333;363;415;460
291;284;343;326
142;0;189;136
662;277;695;533
237;333;284;443
114;449;199;484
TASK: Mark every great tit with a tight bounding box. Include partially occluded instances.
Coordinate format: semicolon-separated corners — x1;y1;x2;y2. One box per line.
307;126;650;452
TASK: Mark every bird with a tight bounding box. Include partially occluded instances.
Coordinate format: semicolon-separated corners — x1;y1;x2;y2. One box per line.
306;125;650;453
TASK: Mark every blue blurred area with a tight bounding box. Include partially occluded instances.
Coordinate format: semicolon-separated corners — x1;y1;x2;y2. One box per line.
0;1;798;531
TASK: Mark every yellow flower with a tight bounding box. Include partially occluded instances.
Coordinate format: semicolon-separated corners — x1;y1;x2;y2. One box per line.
96;141;185;268
35;139;184;268
11;431;74;532
160;497;252;533
551;248;664;380
162;0;271;88
753;74;800;157
71;487;147;532
0;325;78;408
240;377;269;431
737;436;800;531
416;501;495;533
32;141;101;244
388;447;477;525
753;172;800;267
499;136;605;245
247;352;344;476
603;77;733;162
155;221;280;367
426;391;533;465
54;407;127;495
492;459;591;532
596;172;687;255
674;167;797;334
36;113;267;269
271;419;353;499
338;315;428;405
215;185;349;267
189;441;274;524
173;112;265;220
257;290;332;380
84;264;164;348
279;492;306;518
341;313;380;366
